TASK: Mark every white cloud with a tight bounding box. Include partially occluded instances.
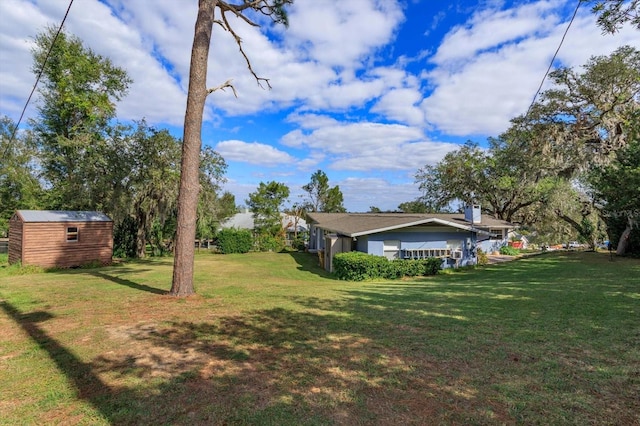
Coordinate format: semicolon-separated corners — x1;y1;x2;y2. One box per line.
215;140;296;166
2;0;636;213
283;0;405;68
433;0;559;65
421;3;639;136
370;87;425;125
280;117;457;171
0;0;50;117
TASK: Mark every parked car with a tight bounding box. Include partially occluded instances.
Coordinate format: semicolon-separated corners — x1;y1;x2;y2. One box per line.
564;241;583;249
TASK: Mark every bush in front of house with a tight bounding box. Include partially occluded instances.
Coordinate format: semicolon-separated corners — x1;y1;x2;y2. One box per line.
499;245;520;256
421;257;443;276
333;252;386;280
217;228;253;254
254;233;286;252
333;252;442;281
477;248;489;266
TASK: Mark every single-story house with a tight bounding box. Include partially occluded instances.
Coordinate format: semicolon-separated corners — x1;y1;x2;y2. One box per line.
307;205;515;272
220;210;308;242
9;210;113;268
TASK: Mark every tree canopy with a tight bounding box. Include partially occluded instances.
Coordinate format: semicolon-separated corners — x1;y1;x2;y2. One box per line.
30;26;132;209
586;0;640;33
246;181;290;236
0;117;41;235
588;112;640;254
302;170;346;213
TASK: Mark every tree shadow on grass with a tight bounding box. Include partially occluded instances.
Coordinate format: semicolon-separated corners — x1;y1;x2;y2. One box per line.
0;297;511;424
87;270;168;295
2;252;637;424
286;251;335;279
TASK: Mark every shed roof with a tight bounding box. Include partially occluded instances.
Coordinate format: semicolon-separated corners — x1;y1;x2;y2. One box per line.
16;210;112;223
306;212;513;237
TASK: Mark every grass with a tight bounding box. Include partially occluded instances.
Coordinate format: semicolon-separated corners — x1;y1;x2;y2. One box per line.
0;250;639;425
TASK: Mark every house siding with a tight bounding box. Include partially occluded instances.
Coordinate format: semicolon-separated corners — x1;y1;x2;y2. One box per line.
362;228;477;267
477;237;509;254
355;235;368;253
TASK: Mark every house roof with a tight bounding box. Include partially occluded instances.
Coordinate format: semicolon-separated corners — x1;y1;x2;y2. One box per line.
306;212;513;238
16;210;112;223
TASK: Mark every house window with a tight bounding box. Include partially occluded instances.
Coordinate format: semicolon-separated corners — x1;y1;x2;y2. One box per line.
490;228;504;240
66;226;78;242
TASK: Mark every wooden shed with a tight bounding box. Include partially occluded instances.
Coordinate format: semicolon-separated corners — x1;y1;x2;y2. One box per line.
9;210;113;268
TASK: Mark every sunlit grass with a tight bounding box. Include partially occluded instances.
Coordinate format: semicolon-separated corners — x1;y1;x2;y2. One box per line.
0;250;638;424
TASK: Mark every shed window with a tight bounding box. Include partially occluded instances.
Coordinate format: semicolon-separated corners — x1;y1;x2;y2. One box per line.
66;227;78;242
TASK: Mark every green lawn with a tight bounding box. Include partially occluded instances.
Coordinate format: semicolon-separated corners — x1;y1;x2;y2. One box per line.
0;251;638;425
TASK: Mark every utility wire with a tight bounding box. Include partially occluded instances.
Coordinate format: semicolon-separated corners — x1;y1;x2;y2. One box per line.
5;0;74;154
525;0;582;118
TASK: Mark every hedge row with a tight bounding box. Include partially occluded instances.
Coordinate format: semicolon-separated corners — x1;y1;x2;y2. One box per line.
333;251;442;281
217;228;253;254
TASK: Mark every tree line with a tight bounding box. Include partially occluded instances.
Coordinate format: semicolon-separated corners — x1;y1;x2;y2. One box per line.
242;169;345;251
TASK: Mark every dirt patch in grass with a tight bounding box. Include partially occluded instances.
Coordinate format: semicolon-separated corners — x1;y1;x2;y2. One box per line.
92;316;515;425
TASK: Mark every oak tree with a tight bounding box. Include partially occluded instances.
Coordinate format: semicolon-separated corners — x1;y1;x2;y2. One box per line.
30;26;131;210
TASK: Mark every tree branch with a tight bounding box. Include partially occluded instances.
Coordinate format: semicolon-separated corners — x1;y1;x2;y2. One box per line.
220;9;271;89
207;79;238;97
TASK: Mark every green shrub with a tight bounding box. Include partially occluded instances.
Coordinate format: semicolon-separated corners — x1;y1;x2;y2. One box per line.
499;245;520;256
333;252;382;281
217;228;253;254
334;252;442;281
477;248;488;266
422;257;442;275
290;236;307;251
254;233;285;252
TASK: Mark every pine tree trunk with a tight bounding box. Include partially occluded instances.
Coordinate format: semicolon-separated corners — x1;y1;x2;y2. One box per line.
170;0;216;296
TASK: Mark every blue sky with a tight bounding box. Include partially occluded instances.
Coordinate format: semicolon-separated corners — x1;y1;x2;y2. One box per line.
0;0;637;211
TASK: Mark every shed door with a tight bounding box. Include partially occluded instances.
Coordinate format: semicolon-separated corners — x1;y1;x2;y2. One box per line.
383;240;400;260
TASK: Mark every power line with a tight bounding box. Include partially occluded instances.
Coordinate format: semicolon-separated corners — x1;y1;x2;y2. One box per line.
525;0;582;118
5;0;75;153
